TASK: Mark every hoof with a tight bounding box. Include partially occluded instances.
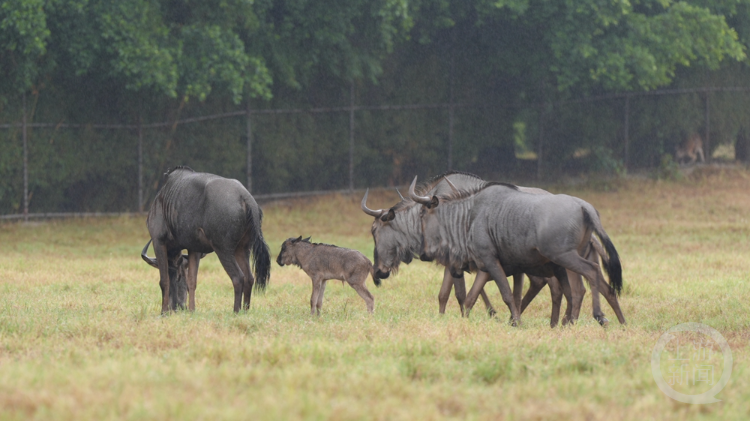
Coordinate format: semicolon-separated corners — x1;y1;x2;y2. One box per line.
487;309;497;318
596;316;610;327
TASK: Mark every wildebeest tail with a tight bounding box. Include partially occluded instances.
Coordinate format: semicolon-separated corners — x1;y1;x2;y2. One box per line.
248;206;271;292
582;206;623;296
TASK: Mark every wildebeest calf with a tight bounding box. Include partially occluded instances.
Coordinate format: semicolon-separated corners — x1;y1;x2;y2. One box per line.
276;236;379;315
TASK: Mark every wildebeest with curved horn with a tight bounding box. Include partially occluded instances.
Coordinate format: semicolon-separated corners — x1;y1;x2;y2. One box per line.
410;177;622;326
363;171;625;326
142;166;271;313
362;172;500;316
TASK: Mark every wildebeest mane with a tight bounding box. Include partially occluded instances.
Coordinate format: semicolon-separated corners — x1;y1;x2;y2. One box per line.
164;165;195;176
437;181;518;202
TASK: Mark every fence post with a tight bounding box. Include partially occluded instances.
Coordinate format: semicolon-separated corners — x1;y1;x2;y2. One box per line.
137;116;143;212
537;104;545;180
246;101;253;193
448;51;455;171
22;92;28;222
349;82;355;192
624;95;630;170
704;91;710;163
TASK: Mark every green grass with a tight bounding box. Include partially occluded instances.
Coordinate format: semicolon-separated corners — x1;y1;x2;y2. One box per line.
1;168;749;420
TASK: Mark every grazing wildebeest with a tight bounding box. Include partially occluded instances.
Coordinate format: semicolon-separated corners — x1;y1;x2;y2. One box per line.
144;166;271;313
363;171;626;326
276;236;378;315
411;178;622;326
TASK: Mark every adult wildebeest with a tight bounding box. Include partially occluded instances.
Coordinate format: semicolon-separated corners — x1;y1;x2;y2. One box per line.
363;171;625;326
362;172;500;316
410;178;622;326
276;236;378;315
143;166;271;313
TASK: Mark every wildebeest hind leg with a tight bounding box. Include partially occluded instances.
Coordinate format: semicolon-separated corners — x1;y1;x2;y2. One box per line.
216;252;246;313
235;248;254;311
552;252;607;326
310;278;323;316
316;280;327;314
551;267;575;326
599;275;626;325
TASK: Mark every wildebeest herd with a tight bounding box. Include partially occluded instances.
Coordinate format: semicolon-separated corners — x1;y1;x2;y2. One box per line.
142;166;625;327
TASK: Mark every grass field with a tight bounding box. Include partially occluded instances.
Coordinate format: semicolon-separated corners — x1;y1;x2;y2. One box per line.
1;167;749;420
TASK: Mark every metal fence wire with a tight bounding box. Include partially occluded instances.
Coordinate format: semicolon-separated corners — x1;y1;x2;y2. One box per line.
2;86;750;220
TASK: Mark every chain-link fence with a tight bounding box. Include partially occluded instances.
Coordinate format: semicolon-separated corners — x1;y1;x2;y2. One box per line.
2;86;749;220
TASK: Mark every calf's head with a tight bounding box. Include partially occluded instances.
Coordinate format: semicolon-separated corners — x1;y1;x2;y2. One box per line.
276;236;310;267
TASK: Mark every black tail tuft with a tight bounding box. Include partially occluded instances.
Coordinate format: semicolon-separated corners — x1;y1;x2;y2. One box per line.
601;237;622;296
583;206;623;296
248;206;271;292
252;234;271;292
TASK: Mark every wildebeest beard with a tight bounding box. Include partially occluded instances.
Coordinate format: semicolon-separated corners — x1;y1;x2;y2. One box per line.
373;205;423;275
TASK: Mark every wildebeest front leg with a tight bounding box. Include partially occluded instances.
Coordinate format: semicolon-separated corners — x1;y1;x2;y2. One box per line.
187;251;201;312
545;276;564;328
310;277;323;316
484;261;519;325
463;271;491;316
153;241;172;314
474;271;497;317
438;267;454;314
519;275;547;315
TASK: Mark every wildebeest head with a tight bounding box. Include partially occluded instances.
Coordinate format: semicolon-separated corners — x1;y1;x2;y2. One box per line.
361;189;423;279
409;176;446;264
276;236;310;267
141;239;188;310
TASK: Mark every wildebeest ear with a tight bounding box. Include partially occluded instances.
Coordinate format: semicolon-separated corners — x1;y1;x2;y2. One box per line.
381;209;396;222
430;196;439;208
302;236;311;242
294;236;302;242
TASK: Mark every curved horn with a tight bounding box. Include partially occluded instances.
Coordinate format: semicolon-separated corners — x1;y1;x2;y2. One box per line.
361;189;385;217
141;239;159;268
395;188;405;201
444;177;460;195
408;176;432;205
